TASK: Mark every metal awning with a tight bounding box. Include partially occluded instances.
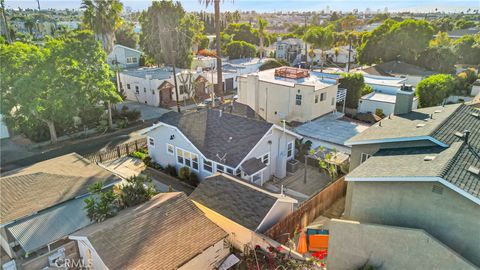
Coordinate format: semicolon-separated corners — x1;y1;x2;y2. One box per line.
7;198;92;253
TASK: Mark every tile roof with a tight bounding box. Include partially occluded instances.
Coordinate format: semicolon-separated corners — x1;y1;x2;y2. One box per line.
190;174;279;231
241;158;267;175
6;198;92;253
71;192;227;270
1;153;119;224
157;109;273;168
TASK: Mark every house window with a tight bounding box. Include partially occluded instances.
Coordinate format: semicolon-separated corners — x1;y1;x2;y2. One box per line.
127;84;131;89
315;94;319;104
216;164;225;173
235;169;242;177
184;151;191;167
296;94;302;105
360;153;371;164
179;85;185;95
166;144;174;155
320;92;326;101
152;90;155;95
144;87;146;93
203;159;213;172
148;137;155;147
260;153;270;165
177;149;184;164
192;154;199;170
135;86;139;94
287;141;294;159
251;171;262;184
126;57;137;64
226;167;234;175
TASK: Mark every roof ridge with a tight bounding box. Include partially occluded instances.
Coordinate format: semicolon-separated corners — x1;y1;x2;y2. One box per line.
430;103;465;139
439;142;466;178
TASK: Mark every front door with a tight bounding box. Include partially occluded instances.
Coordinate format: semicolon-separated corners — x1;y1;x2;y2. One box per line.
159;88;172;106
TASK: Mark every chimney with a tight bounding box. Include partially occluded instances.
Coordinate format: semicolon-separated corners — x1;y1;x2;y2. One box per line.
464;130;470;144
394;84;414;115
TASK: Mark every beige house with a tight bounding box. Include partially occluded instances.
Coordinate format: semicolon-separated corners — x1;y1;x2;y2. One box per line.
69;193;229;270
344;103;480;267
237;67;339;124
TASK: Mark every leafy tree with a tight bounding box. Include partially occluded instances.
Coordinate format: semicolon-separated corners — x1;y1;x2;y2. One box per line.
258;17;267;58
416;74;456;107
0;31;120;143
431;18;454;32
84;182;119;222
295;138;312;160
356;19;396;64
225;40;256;59
339;73;366;109
259;59;287;71
454;19;476;30
452;34;480;65
303;26;334;64
429;32;452;47
115;22;138;48
119;175;156;208
416;46;456;73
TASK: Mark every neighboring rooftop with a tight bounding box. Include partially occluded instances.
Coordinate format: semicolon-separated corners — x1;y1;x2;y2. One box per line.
71;192;227;270
242;66;334;89
375;61;437;77
153;109;273;168
346;104;461;145
361;92;397;104
1;153;120;224
122;66;184;80
218;101;263;120
190;174;296;232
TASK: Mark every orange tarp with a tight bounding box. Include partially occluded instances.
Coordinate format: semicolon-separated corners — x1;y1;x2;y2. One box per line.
308;234;329;251
297;231;308;254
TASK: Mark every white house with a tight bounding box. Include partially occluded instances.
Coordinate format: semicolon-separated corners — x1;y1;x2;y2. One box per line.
119;67;210;107
69;193;229;270
190;173;297;249
308;46;356;65
238;67;339;124
107;44;142;69
275;38;304;64
145;109;302;185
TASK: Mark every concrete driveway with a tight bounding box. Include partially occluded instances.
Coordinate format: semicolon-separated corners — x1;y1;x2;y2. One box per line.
116;101;171;121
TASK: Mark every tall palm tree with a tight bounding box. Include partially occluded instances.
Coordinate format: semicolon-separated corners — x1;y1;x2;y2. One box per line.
258;17;267;59
199;0;224;98
81;0;123;129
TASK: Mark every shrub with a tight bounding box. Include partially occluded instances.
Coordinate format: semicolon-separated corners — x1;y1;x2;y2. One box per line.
130;151;147;160
165;165;177;177
375;108;385;118
188;172;199;187
178;167;190;181
150;162;162;170
119;175;156;208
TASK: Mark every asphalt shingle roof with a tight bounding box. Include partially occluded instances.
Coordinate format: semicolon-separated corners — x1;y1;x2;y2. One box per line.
158;109;272;168
72;193;227;270
190;174;278;231
241;158;267;175
375;61;437;77
0;153;119;224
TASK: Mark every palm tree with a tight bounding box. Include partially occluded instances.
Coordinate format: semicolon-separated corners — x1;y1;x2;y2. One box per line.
258;17;267;59
81;0;123;129
199;0;225;98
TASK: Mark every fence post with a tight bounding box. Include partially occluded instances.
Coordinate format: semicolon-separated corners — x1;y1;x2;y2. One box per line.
117;146;121;158
126;144;130;155
135;141;139;151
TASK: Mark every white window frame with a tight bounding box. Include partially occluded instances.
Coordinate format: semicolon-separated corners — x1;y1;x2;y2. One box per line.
176;147;199;171
166;143;174;155
360;153;371;163
148;137;155;147
203;159;213;173
295;94;302;106
126;57;137;64
251;171;263;185
320;92;326;101
216;163;225;173
287;141;294;159
176;148;184;165
260;153;270;165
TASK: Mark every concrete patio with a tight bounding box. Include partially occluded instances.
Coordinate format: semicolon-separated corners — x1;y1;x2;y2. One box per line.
266;163;333;202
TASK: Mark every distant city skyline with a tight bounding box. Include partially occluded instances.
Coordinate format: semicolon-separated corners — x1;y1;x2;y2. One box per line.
5;0;479;13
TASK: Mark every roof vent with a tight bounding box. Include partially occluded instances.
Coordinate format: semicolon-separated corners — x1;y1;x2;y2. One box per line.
434;110;442;114
424;155;436;161
454;131;464;138
416;123;426;128
470;112;479;118
467;166;480;175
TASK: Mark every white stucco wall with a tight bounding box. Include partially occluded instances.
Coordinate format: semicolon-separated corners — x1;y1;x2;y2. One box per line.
179;240;229;270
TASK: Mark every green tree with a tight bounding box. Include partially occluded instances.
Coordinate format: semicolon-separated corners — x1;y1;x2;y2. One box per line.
416;74;456;107
429;31;452;47
119;175;156;208
257;17;267;58
416;46;456;73
0;31;120;143
84;182;119;222
357;19;396;64
115;22;138;48
339;73;366;109
259;59;287;71
452;34;480;65
225;40;256;59
303;26;334;65
454;19;476;30
81;0;123;129
431;18;454;32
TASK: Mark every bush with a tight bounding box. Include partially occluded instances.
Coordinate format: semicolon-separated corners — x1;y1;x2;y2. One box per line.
178;167;190;181
417;74;456;107
119;175;156;208
130;151;148;160
259;59;284;71
165;165;177;177
112;106;141;122
188;172;199;187
150;162;162;170
375;108;385;118
225;40;256;59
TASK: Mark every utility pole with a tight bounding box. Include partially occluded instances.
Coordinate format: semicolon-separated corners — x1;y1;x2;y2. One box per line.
304;14;308;64
347;38;352;72
36;0;40;10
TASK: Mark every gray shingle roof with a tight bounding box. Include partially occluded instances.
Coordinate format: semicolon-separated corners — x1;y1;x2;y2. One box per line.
1;153;120;224
375;61;437;77
158;109;273;168
72;193;227;270
241;158;267;175
190;174;278;231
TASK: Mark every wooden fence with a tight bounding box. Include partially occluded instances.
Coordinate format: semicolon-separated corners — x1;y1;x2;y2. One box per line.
265;177;347;243
84;138;147;163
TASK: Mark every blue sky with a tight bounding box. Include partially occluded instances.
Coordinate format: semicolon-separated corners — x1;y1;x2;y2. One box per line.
5;0;479;12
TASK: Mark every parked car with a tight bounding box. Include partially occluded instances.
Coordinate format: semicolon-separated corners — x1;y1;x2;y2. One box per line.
198;97;222;108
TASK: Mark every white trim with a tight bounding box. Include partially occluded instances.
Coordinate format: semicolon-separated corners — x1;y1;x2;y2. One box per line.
113;44;142;54
345;136;449;147
346;176;480;205
287;140;295;160
166;143;174;155
273;124;303;139
255;200;279;232
234;126;275;170
259;152;270;166
175;146;199;172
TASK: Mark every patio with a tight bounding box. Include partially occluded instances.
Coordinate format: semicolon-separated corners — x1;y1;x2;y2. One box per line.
266;163;333;202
